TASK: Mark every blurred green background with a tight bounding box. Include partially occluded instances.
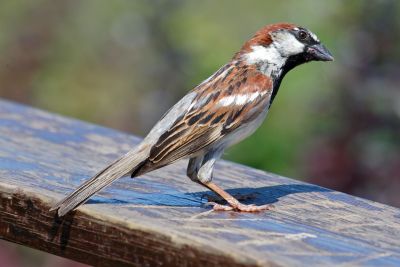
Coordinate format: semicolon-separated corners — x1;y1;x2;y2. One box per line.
0;0;399;266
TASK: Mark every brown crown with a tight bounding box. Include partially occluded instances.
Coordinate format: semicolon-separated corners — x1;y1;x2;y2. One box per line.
234;23;297;58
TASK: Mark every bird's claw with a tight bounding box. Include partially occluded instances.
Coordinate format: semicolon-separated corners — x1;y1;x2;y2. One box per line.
206;202;274;212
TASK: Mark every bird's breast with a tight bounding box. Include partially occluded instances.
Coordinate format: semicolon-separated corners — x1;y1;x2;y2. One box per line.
221;104;270;148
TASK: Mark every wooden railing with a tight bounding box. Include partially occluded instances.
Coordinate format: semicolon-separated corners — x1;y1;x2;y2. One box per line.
0;99;399;266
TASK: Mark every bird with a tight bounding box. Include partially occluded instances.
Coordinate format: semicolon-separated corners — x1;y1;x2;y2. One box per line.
51;23;333;216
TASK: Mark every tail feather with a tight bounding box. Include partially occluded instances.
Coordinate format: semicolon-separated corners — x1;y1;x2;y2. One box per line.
50;147;148;216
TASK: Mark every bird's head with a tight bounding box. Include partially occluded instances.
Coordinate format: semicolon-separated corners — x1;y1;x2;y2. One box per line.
237;23;333;77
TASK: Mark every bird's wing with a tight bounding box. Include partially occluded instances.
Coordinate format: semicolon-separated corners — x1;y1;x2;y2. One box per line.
147;64;273;167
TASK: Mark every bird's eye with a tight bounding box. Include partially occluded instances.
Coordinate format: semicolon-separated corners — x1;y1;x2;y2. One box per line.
298;30;308;40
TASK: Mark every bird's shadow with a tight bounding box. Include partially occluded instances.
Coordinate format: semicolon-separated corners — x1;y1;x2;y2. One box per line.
48;183;330;250
48;211;76;251
84;183;331;208
202;183;331;206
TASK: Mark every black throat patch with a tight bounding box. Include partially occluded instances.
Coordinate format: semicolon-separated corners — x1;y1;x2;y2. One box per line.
269;52;309;106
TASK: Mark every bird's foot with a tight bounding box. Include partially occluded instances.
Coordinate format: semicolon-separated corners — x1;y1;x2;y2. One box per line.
207;202;273;212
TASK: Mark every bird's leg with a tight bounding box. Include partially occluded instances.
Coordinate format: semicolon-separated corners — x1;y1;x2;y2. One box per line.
204;181;272;212
187;156;204;183
187;150;271;212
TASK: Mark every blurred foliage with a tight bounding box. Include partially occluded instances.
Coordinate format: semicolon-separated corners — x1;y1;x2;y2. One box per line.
0;239;88;267
305;1;400;206
0;1;398;202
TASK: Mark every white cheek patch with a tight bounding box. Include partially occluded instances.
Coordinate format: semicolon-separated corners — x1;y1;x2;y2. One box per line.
272;31;305;57
245;45;283;65
218;91;267;107
244;45;287;76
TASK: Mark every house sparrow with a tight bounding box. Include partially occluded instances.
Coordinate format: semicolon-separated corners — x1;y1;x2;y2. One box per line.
51;23;333;216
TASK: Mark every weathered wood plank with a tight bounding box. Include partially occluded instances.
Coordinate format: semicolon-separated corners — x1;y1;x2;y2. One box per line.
0;99;400;267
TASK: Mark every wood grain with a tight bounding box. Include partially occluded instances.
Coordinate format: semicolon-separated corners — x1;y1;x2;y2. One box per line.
0;99;400;266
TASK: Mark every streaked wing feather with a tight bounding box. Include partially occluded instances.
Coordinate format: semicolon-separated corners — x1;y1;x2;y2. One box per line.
150;125;221;164
148;62;273;166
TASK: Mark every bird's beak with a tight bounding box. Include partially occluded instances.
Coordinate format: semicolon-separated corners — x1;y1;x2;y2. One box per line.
307;43;334;61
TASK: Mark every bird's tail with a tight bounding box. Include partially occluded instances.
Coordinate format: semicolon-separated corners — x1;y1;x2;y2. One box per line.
50;146;148;216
